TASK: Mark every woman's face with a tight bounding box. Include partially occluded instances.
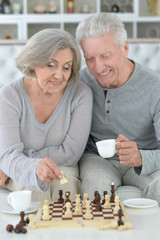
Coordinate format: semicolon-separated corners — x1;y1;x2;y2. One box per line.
34;48;73;94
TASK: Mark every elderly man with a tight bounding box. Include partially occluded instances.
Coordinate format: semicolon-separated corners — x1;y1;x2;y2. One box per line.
76;12;160;204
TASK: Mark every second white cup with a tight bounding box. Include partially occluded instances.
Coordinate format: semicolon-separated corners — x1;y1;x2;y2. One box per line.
7;190;32;211
96;139;119;158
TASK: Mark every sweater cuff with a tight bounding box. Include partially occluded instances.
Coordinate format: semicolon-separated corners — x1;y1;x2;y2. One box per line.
134;166;142;175
36;177;50;192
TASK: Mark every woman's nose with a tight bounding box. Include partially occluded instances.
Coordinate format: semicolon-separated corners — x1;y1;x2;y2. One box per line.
53;69;62;79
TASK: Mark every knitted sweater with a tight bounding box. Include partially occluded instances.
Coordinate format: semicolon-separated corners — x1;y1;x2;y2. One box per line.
0;78;93;191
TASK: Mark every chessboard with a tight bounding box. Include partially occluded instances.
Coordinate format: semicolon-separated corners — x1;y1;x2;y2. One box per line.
28;192;132;231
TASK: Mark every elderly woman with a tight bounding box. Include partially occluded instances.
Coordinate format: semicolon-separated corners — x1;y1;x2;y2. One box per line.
0;29;93;201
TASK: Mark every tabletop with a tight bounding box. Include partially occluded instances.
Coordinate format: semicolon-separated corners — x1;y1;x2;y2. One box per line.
0;200;160;240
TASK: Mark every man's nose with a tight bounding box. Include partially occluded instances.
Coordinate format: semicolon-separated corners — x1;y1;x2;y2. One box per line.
94;59;104;73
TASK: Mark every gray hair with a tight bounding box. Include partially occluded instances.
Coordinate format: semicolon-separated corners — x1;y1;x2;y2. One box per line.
16;28;81;83
76;13;127;48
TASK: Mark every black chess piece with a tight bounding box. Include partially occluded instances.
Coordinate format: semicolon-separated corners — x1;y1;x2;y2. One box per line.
110;183;115;203
58;190;64;203
65;191;71;203
19;211;26;226
118;208;124;226
93;191;99;204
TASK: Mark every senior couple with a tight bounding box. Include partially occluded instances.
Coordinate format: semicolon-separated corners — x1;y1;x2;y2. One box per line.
0;13;160;204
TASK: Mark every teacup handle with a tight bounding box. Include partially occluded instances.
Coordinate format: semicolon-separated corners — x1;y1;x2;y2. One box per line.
7;194;13;207
115;141;120;153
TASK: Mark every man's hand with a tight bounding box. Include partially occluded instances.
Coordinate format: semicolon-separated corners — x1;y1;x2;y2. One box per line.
36;157;63;183
0;169;10;186
116;134;142;167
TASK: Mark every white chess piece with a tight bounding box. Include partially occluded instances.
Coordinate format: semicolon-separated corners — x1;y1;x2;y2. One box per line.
64;202;72;218
113;195;120;214
83;193;88;208
84;200;92;219
74;197;82;215
103;194;111;208
42;202;50;221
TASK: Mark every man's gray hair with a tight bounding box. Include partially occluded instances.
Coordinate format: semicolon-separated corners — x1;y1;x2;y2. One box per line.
76;13;127;48
16;28;81;83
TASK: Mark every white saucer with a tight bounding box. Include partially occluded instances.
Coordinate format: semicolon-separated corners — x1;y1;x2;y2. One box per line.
2;202;39;214
123;198;158;209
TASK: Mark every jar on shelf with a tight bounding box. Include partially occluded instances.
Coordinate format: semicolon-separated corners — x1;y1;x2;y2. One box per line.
34;0;46;14
111;3;120;13
148;0;160;16
1;0;12;14
47;1;57;13
67;0;74;13
12;3;21;14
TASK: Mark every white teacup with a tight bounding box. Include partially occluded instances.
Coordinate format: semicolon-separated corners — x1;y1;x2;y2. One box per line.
7;190;32;211
96;139;119;158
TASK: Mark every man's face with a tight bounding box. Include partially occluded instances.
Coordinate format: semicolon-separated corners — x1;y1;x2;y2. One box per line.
81;32;129;89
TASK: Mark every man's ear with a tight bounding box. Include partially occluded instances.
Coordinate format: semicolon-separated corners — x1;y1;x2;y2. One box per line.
124;41;129;58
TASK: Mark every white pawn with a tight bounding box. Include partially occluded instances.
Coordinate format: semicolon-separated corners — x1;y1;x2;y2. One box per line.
83;193;88;208
44;200;50;214
84;200;92;220
42;202;50;221
75;193;81;201
103;194;111;208
64;202;72;218
74;197;82;215
113;195;120;214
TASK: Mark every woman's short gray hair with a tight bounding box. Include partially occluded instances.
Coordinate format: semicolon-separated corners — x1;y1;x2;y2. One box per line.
76;13;127;48
16;28;81;83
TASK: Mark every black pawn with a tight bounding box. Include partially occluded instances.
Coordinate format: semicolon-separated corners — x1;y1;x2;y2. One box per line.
118;209;124;226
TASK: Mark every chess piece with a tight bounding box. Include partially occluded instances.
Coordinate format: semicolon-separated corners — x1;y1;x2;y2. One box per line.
58;190;64;203
95;193;102;211
15;223;27;234
110;182;115;203
60;171;68;185
19;211;26;226
28;214;36;229
74;196;82;215
95;192;101;204
6;224;14;232
84;200;92;219
100;220;118;230
113;195;120;214
118;209;124;226
103;194;111;208
42;201;50;221
93;191;99;204
44;200;50;214
75;193;81;201
95;203;102;212
65;191;71;203
64;202;72;218
102;191;108;205
83;193;88;208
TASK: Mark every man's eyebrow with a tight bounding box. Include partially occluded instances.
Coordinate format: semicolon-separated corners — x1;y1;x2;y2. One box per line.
84;49;111;58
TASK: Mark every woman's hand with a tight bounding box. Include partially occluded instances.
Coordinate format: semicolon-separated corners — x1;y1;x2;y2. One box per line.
36;157;63;183
0;169;10;186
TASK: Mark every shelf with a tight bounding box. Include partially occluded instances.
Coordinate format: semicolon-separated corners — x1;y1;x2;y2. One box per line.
0;0;160;40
